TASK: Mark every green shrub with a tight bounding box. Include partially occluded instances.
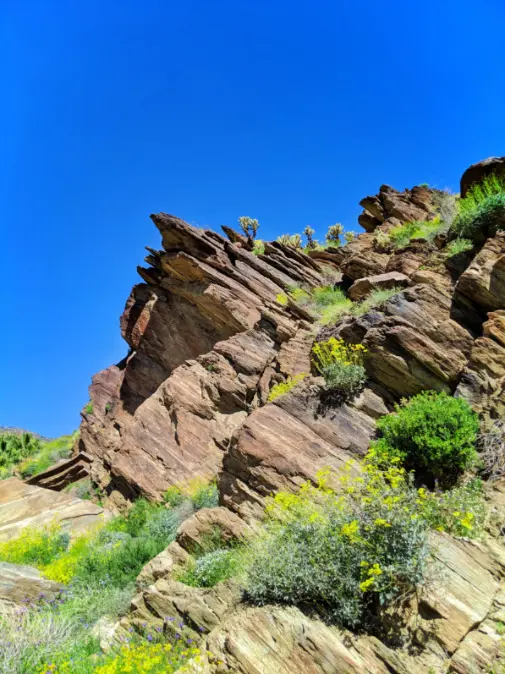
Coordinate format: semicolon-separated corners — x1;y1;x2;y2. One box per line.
268;373;308;402
84;401;94;414
252;239;265;256
352;287;402;316
444;238;473;258
177;547;241;588
387;217;445;250
277;233;302;249
372;391;479;482
245;463;429;630
191;480;219;510
452;174;505;240
312;337;367;402
0;523;70;567
419;478;486;538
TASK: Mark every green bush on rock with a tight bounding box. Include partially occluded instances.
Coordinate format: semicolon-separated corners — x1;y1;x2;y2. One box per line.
245;463;429;630
452;173;505;240
372;391;479;482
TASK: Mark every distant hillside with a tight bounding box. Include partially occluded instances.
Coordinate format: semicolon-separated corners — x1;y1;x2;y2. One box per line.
0;426;51;442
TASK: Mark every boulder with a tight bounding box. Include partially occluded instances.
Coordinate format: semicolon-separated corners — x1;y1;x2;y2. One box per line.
336;284;473;400
136;541;190;589
0;478;111;542
220;380;384;521
176;507;252;553
348;272;410;301
0;562;63;610
460;156;505;197
454;232;505;319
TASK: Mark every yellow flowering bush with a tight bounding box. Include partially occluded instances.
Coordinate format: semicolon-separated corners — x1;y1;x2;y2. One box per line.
245;460;430;630
312;337;368;403
267;373;308;402
0;522;69;567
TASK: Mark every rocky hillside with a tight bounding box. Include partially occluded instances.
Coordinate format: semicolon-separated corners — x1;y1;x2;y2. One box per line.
2;156;505;674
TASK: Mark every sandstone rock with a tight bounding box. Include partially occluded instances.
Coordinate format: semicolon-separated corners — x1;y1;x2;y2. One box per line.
176;507;252;553
0;477;111;542
358;184;439;235
348;272;410;301
454;232;505;319
0;562;63;610
336;284;473;400
125;578;242;637
455;311;505;425
136;541;190;589
220;380;381;521
79;215;332;504
26;452;91;491
461;156;505;197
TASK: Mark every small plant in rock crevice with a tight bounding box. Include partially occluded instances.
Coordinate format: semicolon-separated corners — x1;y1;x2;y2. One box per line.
268;373;308;402
479;419;505;481
452;173;505;240
312;337;367;404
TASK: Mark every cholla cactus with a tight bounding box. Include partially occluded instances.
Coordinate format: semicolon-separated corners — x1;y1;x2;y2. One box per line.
238;216;260;244
277;233;303;249
303;225;318;250
344;231;356;244
325;223;344;246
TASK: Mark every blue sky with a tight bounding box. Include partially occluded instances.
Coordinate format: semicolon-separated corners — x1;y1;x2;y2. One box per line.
1;0;504;437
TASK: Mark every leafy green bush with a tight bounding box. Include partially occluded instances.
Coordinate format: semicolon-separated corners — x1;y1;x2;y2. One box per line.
312;337;367;402
452;174;505;240
191;480;219;509
443;238;473;258
245;463;429;630
252;239;265;256
0;523;70;567
372;391;479;481
177;548;241;588
375;216;448;249
268;373;308;402
352;287;402;316
419;478;486;538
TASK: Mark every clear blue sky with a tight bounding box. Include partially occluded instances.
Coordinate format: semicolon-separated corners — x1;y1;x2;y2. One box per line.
1;0;504;437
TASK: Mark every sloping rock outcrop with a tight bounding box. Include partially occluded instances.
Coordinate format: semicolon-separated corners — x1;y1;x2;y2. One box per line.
75;157;505;673
0;561;63;610
0;477;110;542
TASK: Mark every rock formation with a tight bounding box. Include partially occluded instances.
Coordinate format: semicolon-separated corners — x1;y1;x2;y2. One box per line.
72;158;505;673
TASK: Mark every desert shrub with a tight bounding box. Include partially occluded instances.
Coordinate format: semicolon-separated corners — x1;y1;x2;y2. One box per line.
452;174;505;240
252;239;265;256
373;229;392;251
163;485;185;507
268;373;308;402
344;231;356;244
418;478;486;538
245;463;429;630
84;401;94;414
387;216;445;250
44;532;95;583
479;419;505;481
431;188;459;226
444;238;473;258
238;216;259;244
0;523;70;567
289;285;311;304
312;337;367;402
276;291;288;306
352;286;402;316
372;391;479;482
177;547;242;588
190;480;219;510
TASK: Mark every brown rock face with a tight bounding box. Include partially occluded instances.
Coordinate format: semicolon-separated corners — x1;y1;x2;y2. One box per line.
79;215;339;505
358;184;439;234
348;272;410;301
455;231;505;318
460;156;505;197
